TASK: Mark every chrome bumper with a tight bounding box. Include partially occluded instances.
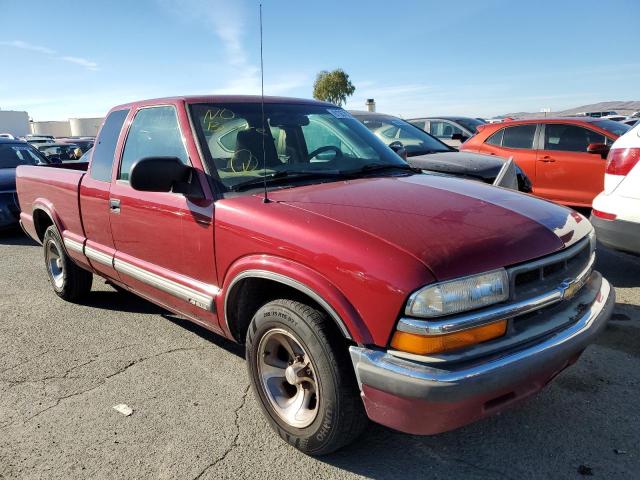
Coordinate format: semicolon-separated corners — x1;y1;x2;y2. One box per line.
349;275;614;402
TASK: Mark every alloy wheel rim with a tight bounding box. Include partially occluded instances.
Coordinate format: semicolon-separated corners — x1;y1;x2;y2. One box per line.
257;328;319;428
46;241;64;289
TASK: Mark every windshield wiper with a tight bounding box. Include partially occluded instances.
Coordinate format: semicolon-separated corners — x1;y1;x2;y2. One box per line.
341;163;418;176
229;170;347;191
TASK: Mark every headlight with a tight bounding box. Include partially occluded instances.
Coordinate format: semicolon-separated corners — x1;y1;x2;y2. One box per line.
405;269;509;318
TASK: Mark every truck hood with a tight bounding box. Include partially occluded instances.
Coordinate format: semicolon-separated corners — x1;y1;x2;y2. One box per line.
268;174;591;281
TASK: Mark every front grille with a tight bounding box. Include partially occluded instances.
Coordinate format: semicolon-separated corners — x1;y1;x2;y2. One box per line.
508;237;592;302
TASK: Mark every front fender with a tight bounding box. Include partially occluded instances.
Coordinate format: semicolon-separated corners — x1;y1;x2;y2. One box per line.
218;254;373;345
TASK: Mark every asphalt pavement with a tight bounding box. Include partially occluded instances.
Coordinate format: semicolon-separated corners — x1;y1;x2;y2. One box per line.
0;230;638;479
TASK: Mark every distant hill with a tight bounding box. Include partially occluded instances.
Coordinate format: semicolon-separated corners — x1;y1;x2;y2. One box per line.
500;101;640;119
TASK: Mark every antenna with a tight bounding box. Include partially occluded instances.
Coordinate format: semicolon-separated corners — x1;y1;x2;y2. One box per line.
259;2;270;203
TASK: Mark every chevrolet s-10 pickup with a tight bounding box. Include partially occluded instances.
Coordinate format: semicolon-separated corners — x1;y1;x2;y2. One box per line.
17;96;614;455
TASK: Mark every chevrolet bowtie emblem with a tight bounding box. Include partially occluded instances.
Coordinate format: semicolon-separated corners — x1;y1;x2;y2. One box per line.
561;276;586;299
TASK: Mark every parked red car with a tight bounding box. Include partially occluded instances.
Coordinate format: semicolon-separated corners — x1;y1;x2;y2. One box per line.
461;118;630;207
17;96;613;455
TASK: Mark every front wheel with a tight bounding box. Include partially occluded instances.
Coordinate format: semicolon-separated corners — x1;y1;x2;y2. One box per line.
43;225;92;302
246;299;368;455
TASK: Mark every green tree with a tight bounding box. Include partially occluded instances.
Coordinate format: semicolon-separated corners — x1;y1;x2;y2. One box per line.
312;69;356;107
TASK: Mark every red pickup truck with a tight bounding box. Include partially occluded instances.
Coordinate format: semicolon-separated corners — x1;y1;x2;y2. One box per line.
17;96;614;455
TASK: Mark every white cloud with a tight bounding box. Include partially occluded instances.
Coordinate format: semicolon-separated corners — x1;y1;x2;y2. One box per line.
159;0;248;67
0;39;98;71
0;40;56;55
158;0;306;96
60;56;99;71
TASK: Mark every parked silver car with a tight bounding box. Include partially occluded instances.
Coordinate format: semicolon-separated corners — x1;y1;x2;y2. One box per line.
406;116;485;147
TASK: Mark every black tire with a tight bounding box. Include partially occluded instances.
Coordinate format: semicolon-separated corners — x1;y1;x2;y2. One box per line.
246;298;368;455
43;225;92;302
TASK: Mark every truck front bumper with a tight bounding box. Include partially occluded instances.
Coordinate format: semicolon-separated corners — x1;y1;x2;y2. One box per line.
349;276;614;435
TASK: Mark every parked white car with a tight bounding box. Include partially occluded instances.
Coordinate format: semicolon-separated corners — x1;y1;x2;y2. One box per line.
591;123;640;255
601;114;628;122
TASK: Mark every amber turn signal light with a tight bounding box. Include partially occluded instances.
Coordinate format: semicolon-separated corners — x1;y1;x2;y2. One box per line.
391;320;507;355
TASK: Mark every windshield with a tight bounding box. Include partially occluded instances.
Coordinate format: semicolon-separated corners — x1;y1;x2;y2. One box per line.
593;120;631;137
454;117;485;133
353;114;450;156
0;143;47;168
190;103;410;191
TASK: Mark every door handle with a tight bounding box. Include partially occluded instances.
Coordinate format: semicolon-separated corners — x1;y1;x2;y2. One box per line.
109;198;121;214
539;156;556;163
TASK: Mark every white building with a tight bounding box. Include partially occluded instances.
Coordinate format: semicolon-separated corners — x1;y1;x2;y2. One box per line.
30;116;104;137
31;120;72;137
0;110;30;137
69;117;103;136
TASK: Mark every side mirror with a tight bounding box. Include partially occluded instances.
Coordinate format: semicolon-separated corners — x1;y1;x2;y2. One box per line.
129;157;193;193
388;141;408;160
451;132;468;142
587;143;610;158
48;156;62;164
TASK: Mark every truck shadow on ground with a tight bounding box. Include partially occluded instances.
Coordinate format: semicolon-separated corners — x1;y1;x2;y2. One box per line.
81;289;168;315
595;244;640;288
595;302;640;359
0;229;37;246
162;313;246;358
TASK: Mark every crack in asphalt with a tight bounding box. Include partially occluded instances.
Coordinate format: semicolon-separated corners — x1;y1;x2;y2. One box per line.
192;384;251;480
0;343;139;385
0;348;64;375
0;345;207;430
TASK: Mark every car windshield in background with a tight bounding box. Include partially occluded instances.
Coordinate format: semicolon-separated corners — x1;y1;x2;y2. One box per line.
454;117;485;133
593;120;631;137
0;144;45;168
353;115;450;156
190;103;410;191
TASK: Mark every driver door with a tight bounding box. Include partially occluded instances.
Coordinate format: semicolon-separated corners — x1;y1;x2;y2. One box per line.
109;104;220;328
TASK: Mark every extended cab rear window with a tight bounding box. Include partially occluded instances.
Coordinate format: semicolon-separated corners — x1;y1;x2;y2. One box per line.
90;109;129;182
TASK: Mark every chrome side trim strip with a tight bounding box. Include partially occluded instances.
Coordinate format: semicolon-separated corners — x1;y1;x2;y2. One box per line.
224;270;352;340
63;238;84;255
85;245;114;267
398;252;596;336
114;259;218;312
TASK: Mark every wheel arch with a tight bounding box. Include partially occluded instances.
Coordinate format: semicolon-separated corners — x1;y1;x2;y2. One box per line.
220;258;372;346
32;202;59;243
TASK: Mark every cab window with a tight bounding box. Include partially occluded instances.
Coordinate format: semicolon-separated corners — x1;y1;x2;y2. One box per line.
90;109;129;182
119;106;189;181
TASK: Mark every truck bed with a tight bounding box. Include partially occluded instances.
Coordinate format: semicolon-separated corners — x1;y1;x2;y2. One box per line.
16;164;87;242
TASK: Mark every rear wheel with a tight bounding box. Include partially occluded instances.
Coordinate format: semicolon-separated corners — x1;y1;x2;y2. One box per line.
246;299;368;455
43;225;92;302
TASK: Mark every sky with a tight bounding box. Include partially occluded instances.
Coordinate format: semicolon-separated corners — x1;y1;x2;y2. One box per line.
0;0;639;120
